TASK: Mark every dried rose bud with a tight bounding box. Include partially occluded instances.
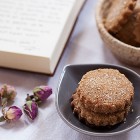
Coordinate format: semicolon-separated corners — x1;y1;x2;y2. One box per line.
33;86;52;103
23;101;38;120
0;84;17;106
5;106;22;122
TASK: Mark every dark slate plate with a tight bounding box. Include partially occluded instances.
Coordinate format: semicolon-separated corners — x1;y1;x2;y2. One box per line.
56;64;140;136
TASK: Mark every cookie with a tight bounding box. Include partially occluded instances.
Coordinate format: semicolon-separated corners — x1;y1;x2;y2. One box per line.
71;69;134;126
115;0;140;46
71;91;130;126
104;0;137;34
77;69;134;114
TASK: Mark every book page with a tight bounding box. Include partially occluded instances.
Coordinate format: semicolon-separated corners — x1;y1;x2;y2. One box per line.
0;0;76;57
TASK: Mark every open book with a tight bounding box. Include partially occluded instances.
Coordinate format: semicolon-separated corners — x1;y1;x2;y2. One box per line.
0;0;85;74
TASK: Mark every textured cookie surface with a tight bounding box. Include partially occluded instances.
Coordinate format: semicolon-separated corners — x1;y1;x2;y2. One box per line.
105;0;137;33
71;91;130;126
76;69;134;114
115;0;140;46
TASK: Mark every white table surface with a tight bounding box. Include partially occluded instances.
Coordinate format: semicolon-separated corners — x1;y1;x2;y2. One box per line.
0;0;140;140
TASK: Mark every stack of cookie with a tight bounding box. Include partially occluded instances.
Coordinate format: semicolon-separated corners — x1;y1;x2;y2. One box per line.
104;0;140;47
71;69;134;126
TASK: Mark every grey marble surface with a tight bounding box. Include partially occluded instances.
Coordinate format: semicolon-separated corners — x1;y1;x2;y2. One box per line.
0;0;140;140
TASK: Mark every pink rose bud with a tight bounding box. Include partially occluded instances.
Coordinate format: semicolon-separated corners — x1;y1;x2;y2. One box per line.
33;86;52;102
5;106;22;121
0;84;17;106
23;101;38;120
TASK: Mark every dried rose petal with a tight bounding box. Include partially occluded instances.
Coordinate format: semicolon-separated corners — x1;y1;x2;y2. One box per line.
5;106;22;121
23;101;38;120
33;86;52;102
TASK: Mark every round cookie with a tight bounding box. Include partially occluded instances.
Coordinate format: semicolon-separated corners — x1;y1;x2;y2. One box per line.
71;91;130;126
76;69;134;114
104;0;137;34
115;0;140;47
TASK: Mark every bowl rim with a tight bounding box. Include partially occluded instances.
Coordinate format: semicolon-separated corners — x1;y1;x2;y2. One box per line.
55;64;140;137
95;0;140;50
